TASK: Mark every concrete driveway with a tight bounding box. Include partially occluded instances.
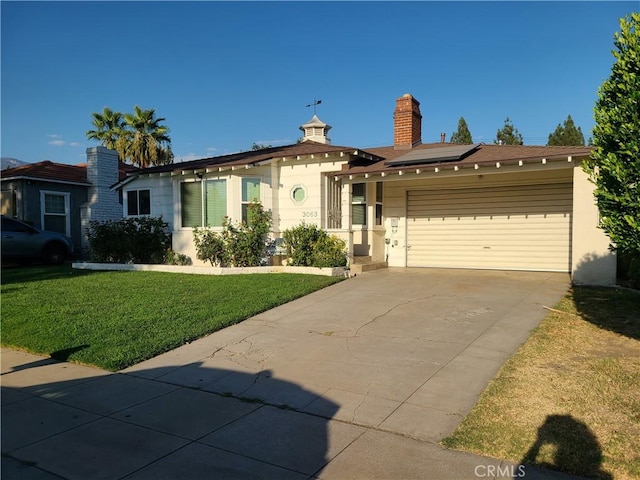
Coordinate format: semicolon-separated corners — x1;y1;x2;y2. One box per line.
2;268;576;479
124;267;569;440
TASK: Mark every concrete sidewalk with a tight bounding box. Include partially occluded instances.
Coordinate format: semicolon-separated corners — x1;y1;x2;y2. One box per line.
2;268;584;479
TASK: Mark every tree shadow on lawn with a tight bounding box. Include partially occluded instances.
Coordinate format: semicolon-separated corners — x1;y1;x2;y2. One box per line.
518;414;612;479
1;354;341;480
572;251;640;341
0;264;103;286
572;286;640;341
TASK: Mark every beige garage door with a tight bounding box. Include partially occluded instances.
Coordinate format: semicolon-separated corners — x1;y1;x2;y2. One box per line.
406;183;573;271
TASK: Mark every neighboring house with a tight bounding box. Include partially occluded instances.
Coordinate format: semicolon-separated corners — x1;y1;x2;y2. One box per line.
1;147;136;254
114;93;614;285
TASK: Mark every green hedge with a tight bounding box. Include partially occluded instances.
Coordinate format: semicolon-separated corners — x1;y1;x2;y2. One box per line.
87;217;171;264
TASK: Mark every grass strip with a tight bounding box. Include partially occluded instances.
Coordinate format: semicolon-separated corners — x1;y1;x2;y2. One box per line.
442;286;640;480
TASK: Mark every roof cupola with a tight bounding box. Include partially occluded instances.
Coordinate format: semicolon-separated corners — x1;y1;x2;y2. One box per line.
300;114;332;144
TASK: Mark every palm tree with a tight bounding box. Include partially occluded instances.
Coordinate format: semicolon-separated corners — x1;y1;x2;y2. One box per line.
85;107;127;160
86;106;174;167
123;106;174;167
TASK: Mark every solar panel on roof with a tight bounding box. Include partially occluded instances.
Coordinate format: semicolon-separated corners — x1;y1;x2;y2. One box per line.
385;144;480;167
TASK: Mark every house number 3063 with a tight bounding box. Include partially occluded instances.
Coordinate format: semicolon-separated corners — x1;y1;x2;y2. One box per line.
302;211;318;218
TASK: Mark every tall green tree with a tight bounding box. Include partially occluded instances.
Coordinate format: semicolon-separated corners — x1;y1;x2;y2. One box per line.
450;117;473;144
86;107;127;160
86;106;174;167
123;106;174;167
584;13;640;268
494;117;524;145
547;115;585;146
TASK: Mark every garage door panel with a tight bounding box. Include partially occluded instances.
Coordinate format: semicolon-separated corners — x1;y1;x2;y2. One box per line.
406;249;571;271
407;183;572;272
408;238;570;248
410;215;571;226
409;202;572;214
408;187;570;203
409;191;571;206
409;199;572;216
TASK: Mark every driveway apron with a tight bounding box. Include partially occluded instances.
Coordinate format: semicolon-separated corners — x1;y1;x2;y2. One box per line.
2;268;576;479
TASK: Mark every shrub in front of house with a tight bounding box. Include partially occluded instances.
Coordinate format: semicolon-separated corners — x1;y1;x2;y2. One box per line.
193;202;272;267
87;217;171;264
164;250;192;266
223;203;272;267
282;223;321;266
282;223;347;268
193;227;227;266
311;233;348;268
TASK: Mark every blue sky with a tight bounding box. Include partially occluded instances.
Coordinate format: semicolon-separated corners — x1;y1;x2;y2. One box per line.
1;1;635;165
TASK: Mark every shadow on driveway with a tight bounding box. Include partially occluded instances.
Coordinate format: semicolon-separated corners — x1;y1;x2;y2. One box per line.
1;354;347;480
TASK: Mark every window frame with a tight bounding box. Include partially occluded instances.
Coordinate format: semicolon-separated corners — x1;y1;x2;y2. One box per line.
40;190;70;235
126;189;151;216
180;180;203;228
351;182;367;227
375;182;383;226
180;178;229;229
241;177;262;224
204;179;227;227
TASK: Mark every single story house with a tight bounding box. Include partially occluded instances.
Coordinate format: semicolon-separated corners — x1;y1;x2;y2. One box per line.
1;148;136;253
114;94;614;285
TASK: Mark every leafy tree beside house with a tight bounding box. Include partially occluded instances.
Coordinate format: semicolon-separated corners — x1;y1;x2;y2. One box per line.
547;115;585;146
584;13;640;282
494;117;524;145
450;117;473;144
86;106;174;167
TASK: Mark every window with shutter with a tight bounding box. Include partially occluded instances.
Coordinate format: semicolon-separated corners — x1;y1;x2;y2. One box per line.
181;182;203;228
352;183;366;226
205;180;227;227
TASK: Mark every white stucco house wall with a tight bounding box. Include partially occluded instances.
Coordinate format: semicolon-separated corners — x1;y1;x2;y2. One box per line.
113;94;616;285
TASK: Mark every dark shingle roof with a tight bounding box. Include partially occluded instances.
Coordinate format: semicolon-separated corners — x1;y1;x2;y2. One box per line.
130;141;382;176
336;143;593;177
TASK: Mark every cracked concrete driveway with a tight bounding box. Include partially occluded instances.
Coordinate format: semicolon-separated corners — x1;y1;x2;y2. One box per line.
124;267;570;443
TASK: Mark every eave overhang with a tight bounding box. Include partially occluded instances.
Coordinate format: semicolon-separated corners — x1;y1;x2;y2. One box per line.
333;154;587;182
113;147;384;189
0;175;91;187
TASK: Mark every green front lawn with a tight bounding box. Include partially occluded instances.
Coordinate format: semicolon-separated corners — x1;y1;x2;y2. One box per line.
1;265;341;371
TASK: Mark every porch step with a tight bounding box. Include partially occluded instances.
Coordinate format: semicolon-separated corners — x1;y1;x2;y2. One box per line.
350;256;388;274
352;256;372;264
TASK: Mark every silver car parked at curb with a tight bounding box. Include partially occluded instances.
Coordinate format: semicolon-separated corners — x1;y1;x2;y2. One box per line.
1;216;74;265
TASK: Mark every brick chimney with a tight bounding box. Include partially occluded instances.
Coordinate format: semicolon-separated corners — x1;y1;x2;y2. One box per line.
394;94;422;149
